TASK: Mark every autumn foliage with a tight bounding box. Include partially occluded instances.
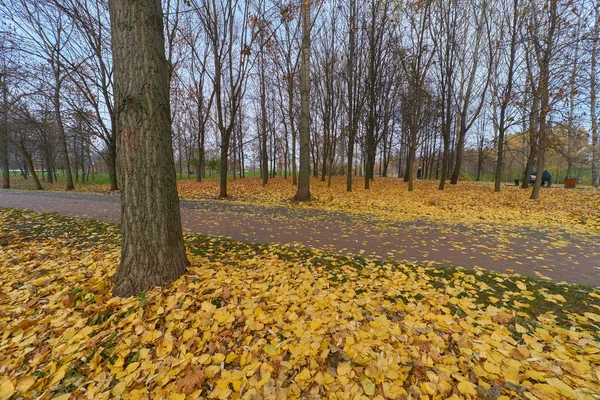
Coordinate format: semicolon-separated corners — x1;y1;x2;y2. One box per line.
16;177;600;236
1;208;599;399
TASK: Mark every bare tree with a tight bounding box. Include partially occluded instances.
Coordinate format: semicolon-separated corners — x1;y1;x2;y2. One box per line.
590;3;599;187
493;0;521;192
295;0;311;201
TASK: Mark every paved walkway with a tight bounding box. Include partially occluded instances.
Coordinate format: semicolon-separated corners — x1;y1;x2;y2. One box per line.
1;190;598;286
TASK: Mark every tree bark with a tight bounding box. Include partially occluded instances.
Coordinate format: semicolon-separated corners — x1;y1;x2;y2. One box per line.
53;69;74;191
346;0;356;192
260;34;268;187
592;5;599;187
494;0;518;192
21;145;43;190
108;0;188;297
295;0;311;202
1;77;9;189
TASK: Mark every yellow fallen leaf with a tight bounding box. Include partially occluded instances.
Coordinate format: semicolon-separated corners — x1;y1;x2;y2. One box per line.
515;324;527;333
422;381;437;395
296;368;311;382
112;381;127;396
16;376;36;393
457;381;477;396
310;319;322;330
545;378;577;399
48;364;68;388
337;362;352;376
361;378;376;396
584;312;600;323
484;361;501;375
0;380;15;400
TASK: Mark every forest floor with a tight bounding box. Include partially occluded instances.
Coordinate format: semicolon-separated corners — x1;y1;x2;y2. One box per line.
1;177;599;285
0;208;599;399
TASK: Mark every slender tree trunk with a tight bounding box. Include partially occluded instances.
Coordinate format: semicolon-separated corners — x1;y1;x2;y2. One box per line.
108;0;188;297
295;0;311;202
21;146;43;190
44;145;53;184
346;0;356;192
54;72;74;191
260;43;268;187
197;113;205;183
566;16;581;180
522;81;539;188
531;69;550;199
108;119;119;189
219;129;230;198
494;0;519;192
592;6;599;187
288;77;297;186
1;79;9;189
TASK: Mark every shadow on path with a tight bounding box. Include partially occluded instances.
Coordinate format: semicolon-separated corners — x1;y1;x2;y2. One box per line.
1;189;598;285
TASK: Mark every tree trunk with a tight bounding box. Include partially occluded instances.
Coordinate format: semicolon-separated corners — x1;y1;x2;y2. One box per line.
197;111;205;183
260;44;268;187
522;81;539;189
54;72;74;191
288;77;297;186
295;0;311;202
592;6;599;187
531;69;550;199
346;0;356;192
21;146;43;190
108;0;188;297
1;79;9;189
107;119;119;190
219;129;230;198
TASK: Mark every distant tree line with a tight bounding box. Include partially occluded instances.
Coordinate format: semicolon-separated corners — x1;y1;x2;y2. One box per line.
1;0;599;201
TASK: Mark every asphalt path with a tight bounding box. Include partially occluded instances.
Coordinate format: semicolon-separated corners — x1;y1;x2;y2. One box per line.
1;189;598;286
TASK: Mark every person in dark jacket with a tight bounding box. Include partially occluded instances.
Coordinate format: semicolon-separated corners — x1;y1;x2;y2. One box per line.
417;167;422;180
542;170;552;186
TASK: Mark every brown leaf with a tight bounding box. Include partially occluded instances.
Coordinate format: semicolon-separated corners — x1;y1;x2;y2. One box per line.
492;314;512;324
412;339;432;352
61;295;74;307
175;367;205;394
18;319;35;330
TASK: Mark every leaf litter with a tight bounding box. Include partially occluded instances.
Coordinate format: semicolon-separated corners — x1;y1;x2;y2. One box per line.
0;208;599;399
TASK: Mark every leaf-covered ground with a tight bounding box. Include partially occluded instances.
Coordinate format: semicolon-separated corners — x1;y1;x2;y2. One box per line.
14;177;600;238
1;209;599;399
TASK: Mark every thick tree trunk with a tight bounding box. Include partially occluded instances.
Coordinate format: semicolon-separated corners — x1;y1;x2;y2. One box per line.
295;0;311;202
108;0;188;297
